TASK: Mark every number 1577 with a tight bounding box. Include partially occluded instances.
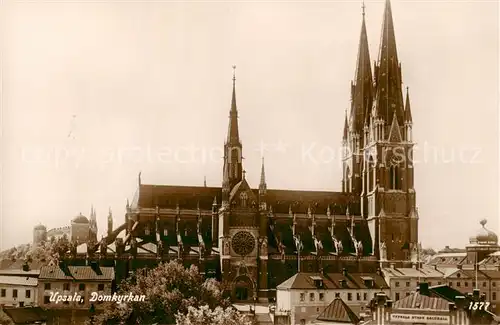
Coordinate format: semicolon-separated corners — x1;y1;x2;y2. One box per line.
468;302;490;310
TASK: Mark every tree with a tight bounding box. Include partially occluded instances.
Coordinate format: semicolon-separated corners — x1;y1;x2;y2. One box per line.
90;260;233;325
0;310;13;325
175;305;254;325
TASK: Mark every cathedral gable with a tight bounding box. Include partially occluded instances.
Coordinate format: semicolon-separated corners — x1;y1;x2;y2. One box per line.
229;178;257;208
388;112;403;143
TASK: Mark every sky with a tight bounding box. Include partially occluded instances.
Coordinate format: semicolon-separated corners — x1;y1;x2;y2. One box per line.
0;0;498;251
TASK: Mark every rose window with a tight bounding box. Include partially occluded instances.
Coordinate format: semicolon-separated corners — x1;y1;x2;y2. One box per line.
231;231;255;256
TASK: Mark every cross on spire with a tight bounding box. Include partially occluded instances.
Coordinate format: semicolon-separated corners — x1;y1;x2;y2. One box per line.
232;65;236;82
242;169;246;179
362;0;365;16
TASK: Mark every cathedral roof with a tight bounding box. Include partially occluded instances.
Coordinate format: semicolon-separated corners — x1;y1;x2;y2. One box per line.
135;184;360;214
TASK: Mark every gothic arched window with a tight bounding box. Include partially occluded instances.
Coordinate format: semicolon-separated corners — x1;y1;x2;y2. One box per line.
368;161;375;191
240;192;248;207
389;165;401;190
346;166;351;193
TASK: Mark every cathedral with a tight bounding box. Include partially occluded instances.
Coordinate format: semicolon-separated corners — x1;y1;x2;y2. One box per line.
67;0;419;303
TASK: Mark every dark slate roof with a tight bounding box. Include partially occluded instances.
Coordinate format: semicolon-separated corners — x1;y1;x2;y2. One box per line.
3;307;47;324
316;298;360;324
135;184;360;215
72;214;89;224
39;265;114;281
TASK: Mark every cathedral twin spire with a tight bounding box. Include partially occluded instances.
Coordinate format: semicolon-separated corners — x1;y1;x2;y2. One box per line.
345;0;413;142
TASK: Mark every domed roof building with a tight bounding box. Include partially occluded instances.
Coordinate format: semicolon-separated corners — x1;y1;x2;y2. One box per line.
72;213;89;224
469;219;498;246
71;212;90;243
34;224;47;231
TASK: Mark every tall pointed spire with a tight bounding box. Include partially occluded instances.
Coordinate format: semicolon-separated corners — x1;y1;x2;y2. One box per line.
227;65;240;145
343;109;349;140
351;1;374;136
259;157;267;192
374;0;404;125
404;87;412;123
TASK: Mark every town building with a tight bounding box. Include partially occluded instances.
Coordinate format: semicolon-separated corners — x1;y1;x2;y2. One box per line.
46;226;71;242
37;263;114;310
381;265;446;301
0;275;38;308
366;284;499;325
428;220;500;271
275;270;389;324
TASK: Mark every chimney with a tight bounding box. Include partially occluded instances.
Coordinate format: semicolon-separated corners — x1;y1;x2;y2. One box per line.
342;268;348;276
419;282;429;296
455;296;466;309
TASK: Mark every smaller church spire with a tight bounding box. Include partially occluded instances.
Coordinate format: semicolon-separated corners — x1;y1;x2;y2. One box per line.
343;109;349;140
259;157;267;192
404;87;413;123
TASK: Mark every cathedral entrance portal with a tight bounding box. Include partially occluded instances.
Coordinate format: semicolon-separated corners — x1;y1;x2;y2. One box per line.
232;276;254;302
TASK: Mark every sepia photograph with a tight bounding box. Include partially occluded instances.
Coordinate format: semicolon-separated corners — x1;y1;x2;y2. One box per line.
0;0;498;324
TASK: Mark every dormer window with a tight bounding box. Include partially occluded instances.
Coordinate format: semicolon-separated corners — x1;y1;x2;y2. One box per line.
144;225;150;235
340;280;347;288
240;192;248;208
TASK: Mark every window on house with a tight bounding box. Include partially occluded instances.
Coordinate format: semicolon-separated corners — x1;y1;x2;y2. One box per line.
457;282;461;287
348;293;352;301
12;290;17;298
395;292;400;301
363;293;368;300
63;283;70;291
25;290;31;298
19;302;24;307
493;282;497;287
335;292;340;298
79;284;86;291
483;282;487;287
472;282;475;287
406;292;410;297
438;282;442;285
395;281;400;287
464;282;468;287
449;282;453;287
0;289;5;297
44;283;51;290
300;293;305;302
319;293;324;301
44;296;50;304
98;284;105;291
310;293;315;301
493;292;497;301
406;282;410;287
164;228;168;236
356;293;361;301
